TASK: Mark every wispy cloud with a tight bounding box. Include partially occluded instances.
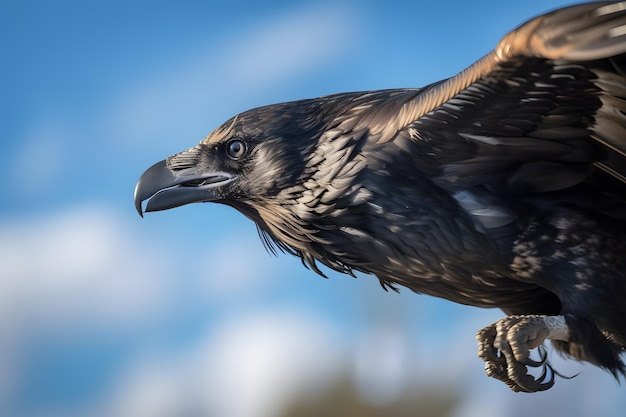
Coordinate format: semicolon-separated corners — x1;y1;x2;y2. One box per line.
105;311;343;417
0;205;172;329
107;3;362;147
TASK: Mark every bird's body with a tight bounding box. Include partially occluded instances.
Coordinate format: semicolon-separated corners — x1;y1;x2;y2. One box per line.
135;2;626;391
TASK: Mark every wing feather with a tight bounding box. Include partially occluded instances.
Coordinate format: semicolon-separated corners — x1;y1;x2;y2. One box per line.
392;1;626;135
396;2;626;195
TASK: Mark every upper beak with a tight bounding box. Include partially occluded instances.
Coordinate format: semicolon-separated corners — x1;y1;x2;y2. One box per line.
134;159;236;217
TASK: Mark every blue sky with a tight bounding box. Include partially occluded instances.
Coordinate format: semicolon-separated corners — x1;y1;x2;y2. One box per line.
3;1;626;416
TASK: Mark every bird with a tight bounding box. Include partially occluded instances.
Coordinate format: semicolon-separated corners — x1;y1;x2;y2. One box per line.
134;1;626;392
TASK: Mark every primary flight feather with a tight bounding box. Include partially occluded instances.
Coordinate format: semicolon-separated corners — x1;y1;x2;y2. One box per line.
135;2;626;392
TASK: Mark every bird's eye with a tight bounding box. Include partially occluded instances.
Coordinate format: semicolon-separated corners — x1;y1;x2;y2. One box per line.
226;139;247;160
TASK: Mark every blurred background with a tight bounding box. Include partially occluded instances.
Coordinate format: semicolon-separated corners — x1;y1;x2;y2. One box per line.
3;1;626;416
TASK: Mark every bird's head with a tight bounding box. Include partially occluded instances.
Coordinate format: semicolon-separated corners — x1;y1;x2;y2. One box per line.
134;89;423;275
134;99;328;218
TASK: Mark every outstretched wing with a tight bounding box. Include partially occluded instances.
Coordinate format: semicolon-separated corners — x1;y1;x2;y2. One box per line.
377;1;626;232
389;2;626;197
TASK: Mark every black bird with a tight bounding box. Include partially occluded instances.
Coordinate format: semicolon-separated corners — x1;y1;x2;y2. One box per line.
135;2;626;392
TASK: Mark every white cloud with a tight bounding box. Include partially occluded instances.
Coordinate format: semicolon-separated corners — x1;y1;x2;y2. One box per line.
353;326;414;405
106;311;343;417
220;4;358;89
0;205;172;330
199;313;343;417
0;204;286;331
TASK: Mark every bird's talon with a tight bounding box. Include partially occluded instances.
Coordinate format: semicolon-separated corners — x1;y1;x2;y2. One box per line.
477;315;569;392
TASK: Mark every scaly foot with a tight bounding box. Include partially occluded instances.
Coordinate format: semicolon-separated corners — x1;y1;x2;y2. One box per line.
476;315;570;392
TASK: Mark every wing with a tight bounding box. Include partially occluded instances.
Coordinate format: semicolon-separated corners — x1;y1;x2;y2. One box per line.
383;1;626;228
379;2;626;197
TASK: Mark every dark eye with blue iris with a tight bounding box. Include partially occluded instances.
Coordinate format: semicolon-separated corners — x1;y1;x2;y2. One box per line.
226;139;246;159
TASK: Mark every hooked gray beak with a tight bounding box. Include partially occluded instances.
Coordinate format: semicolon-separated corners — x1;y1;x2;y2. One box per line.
134;159;235;217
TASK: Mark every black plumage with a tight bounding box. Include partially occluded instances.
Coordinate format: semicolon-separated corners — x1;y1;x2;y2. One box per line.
134;2;626;392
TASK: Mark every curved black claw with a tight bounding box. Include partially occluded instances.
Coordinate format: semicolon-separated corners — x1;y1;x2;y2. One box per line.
521;345;549;367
